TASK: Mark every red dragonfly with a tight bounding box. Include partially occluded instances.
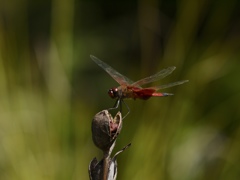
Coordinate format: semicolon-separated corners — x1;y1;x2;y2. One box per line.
91;55;188;116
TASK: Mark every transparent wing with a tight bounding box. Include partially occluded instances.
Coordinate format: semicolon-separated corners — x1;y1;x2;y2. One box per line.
131;66;176;87
149;80;189;91
90;55;134;86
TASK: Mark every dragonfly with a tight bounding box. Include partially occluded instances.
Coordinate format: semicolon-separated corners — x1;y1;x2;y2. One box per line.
91;55;188;117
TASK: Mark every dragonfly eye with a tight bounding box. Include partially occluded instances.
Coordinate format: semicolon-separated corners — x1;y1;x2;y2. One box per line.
108;88;118;99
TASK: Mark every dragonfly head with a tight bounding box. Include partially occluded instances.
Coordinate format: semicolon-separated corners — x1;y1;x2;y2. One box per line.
108;87;119;99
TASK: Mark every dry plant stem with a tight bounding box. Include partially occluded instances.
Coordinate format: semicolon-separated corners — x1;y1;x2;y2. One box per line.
90;110;131;179
103;153;110;180
103;140;116;180
90;110;123;180
102;138;115;180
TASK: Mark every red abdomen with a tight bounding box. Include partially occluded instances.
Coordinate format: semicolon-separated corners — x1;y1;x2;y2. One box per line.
131;87;159;100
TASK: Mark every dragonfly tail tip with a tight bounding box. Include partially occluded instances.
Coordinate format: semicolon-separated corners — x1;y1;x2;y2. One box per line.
163;93;174;96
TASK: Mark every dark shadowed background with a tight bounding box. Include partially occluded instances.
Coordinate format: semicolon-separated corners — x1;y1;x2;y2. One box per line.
0;0;240;179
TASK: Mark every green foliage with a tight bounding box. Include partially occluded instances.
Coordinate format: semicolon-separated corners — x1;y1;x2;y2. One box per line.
0;0;239;179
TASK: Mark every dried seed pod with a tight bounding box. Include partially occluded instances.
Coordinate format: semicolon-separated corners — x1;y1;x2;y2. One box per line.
89;143;131;180
92;110;122;152
89;158;103;180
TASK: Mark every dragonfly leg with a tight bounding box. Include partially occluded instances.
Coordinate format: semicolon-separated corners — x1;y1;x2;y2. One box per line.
122;100;130;119
107;99;120;113
108;99;120;111
119;99;122;113
107;99;130;119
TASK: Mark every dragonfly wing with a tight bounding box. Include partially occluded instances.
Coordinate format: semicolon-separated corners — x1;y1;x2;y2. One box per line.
90;55;134;85
131;66;176;87
150;80;189;91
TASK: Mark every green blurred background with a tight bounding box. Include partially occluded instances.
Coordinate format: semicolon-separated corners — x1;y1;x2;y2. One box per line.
0;0;240;179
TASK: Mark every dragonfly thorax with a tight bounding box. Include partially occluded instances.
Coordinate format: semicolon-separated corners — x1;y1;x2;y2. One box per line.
108;87;122;99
